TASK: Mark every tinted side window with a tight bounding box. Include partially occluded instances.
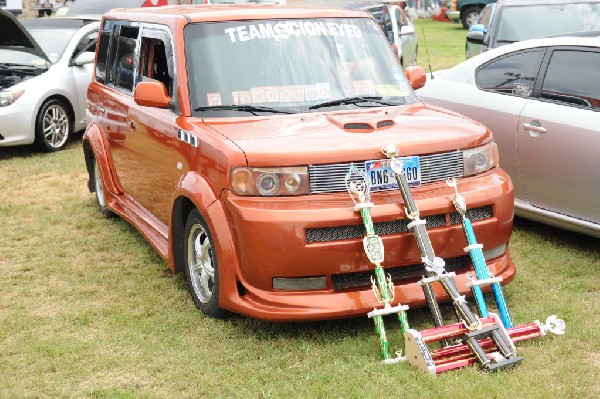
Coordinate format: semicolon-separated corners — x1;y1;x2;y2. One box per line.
108;25;139;92
540;50;600;110
478;5;492;28
369;7;393;44
95;21;112;84
139;36;174;97
72;30;98;60
475;49;544;97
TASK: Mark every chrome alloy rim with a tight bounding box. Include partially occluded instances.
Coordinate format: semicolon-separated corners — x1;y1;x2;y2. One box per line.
94;159;106;209
43;104;69;149
187;223;214;304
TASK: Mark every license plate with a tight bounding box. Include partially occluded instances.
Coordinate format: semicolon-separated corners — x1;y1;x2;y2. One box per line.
364;156;421;190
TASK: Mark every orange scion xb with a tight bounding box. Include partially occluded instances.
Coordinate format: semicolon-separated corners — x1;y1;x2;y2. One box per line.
82;4;515;321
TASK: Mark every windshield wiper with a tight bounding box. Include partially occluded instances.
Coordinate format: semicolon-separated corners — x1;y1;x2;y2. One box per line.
0;63;47;71
193;104;294;115
308;96;398;110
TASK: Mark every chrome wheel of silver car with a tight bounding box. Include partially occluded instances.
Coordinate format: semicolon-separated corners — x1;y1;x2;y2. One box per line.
34;99;72;152
184;209;226;318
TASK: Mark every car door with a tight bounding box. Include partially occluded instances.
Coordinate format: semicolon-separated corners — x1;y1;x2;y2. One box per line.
101;22;141;197
125;25;179;224
69;27;98;129
517;47;600;224
457;48;545;201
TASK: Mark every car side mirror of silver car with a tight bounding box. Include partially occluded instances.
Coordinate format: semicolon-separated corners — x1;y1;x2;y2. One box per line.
466;30;485;45
71;51;96;67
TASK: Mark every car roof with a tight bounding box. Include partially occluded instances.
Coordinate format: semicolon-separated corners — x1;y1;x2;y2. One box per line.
21;17;100;29
104;4;369;23
66;0;144;16
294;0;387;12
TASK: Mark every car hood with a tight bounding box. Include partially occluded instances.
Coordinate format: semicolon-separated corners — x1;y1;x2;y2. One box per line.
200;103;491;166
0;9;50;63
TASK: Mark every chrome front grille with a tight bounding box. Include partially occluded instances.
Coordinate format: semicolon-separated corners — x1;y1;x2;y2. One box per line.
308;150;463;194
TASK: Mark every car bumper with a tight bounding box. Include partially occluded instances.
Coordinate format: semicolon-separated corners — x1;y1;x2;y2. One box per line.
0;100;36;147
447;10;460;21
215;168;516;321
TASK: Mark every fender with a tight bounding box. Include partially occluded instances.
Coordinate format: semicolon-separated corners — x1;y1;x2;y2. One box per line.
170;172;241;310
82;122;123;196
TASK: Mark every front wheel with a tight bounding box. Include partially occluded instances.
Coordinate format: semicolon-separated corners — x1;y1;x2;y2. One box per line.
34;99;72;152
461;7;480;29
184;209;227;318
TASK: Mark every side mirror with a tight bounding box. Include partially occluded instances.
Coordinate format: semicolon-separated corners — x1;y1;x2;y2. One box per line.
404;66;426;91
466;30;485;45
72;51;95;66
134;81;173;108
400;25;415;36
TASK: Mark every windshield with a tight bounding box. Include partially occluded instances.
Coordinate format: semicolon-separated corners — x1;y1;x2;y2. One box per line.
495;3;600;45
29;28;77;63
184;18;415;117
0;27;76;66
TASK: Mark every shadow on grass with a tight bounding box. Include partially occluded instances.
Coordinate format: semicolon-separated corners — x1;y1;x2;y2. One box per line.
0;132;84;161
513;216;600;252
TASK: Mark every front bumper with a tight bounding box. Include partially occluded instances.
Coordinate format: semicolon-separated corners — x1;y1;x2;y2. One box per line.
0;98;36;147
215;168;515;321
447;10;460;21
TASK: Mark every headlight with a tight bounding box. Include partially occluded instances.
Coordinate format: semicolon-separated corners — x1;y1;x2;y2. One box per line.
230;166;309;196
463;142;499;177
0;90;24;107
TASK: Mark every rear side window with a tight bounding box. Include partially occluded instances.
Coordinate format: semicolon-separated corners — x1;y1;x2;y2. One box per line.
540;49;600;110
109;26;139;92
95;21;112;84
475;49;544;97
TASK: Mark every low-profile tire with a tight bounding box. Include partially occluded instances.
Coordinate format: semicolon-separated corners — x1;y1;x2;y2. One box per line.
461;7;480;29
34;98;72;152
93;156;115;218
184;208;227;318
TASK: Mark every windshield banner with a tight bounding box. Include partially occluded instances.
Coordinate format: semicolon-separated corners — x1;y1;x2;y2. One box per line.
224;21;363;43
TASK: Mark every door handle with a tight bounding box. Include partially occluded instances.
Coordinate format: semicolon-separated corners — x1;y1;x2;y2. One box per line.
522;123;546;134
128;120;137;131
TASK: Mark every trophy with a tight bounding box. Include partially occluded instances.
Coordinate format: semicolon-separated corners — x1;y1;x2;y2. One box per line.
381;144;523;371
345;163;409;364
446;177;513;328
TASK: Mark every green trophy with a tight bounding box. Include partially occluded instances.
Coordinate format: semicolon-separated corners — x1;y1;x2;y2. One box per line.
345;163;409;364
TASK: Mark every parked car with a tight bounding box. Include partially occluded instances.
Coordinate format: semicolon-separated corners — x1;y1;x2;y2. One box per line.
84;4;516;321
417;36;600;238
446;0;496;29
466;0;600;58
0;0;22;17
300;1;418;68
0;10;99;151
388;2;418;67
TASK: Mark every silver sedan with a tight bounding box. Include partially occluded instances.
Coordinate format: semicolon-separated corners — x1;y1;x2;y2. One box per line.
0;11;99;151
417;36;600;237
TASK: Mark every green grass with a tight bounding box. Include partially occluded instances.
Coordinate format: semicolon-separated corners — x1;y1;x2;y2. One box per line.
414;18;468;71
1;20;599;399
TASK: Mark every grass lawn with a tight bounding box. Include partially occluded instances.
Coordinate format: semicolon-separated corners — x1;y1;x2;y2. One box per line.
1;19;599;399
